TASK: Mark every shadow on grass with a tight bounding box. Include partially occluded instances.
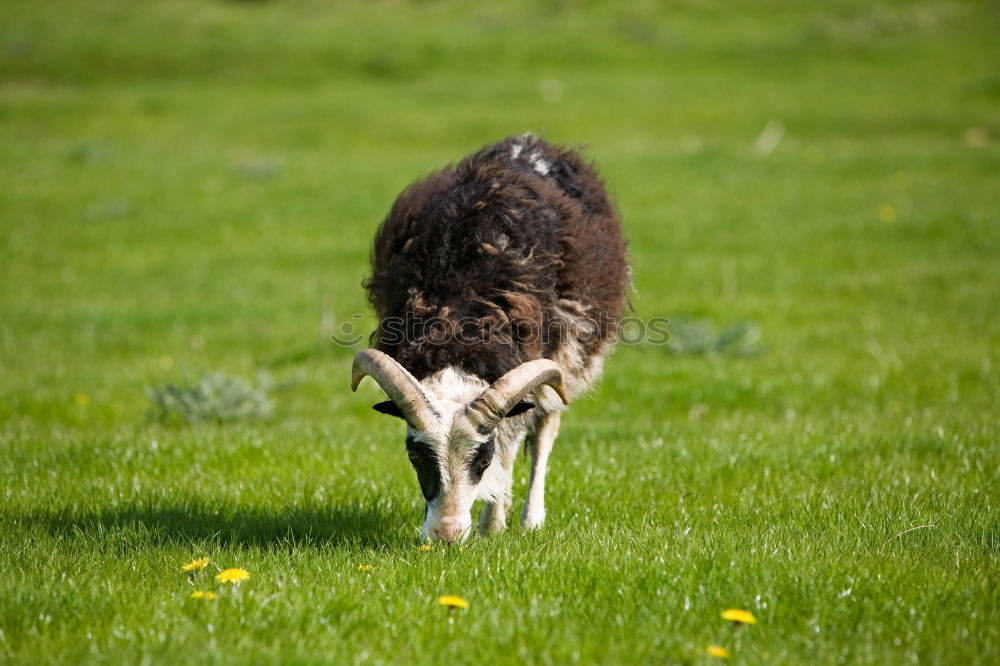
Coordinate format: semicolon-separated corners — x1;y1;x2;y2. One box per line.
19;501;415;550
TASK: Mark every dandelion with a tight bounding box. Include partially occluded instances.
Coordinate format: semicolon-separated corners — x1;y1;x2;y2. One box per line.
877;203;897;223
721;609;758;625
190;590;216;600
357;565;375;571
438;595;469;609
182;557;210;573
419;544;433;552
706;645;730;658
74;393;91;406
216;568;250;585
158;355;174;370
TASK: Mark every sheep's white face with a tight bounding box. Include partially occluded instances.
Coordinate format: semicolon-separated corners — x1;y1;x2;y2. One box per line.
371;367;532;542
406;415;497;542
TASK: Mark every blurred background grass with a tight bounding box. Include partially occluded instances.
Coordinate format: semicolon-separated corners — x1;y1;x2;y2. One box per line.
2;0;996;424
1;1;998;664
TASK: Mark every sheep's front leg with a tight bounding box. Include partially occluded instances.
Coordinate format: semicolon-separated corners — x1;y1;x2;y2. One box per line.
479;440;517;535
478;497;511;535
522;411;561;530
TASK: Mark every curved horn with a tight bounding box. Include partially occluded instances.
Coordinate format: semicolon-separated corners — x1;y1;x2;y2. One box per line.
351;349;437;431
465;359;569;434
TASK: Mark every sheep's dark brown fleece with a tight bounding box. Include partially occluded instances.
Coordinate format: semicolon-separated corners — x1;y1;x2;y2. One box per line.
365;135;629;383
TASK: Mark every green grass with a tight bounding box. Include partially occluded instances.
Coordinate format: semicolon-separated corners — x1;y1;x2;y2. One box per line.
1;0;998;663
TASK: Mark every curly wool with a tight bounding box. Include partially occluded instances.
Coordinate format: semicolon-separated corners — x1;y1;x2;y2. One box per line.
365;134;630;383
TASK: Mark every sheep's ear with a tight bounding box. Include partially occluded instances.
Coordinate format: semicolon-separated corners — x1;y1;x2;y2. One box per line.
373;401;406;419
505;401;535;418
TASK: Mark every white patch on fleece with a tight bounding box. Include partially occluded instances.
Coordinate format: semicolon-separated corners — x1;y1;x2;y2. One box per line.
420;366;488;408
528;150;551;175
543;298;612;404
509;134;551;175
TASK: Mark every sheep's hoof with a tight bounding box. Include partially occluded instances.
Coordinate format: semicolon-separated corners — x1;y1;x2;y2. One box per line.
521;509;546;530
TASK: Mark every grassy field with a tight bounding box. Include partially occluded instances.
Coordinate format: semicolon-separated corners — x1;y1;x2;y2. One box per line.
1;0;998;663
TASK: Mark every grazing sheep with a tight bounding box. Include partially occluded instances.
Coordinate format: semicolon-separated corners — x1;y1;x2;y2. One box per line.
353;134;629;542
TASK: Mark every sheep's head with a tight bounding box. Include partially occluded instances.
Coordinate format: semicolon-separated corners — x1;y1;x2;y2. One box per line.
351;349;567;542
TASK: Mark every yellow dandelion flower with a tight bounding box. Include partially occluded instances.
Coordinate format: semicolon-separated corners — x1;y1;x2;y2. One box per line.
721;609;758;625
216;568;250;585
706;645;730;658
182;557;210;572
74;393;91;406
877;203;897;223
190;590;216;600
419;544;433;552
438;595;469;609
357;564;375;571
158;355;174;370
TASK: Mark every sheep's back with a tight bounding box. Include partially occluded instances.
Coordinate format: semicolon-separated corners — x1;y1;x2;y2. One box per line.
365;136;628;383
